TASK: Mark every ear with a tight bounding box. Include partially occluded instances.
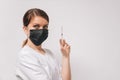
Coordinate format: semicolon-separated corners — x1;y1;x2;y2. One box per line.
23;26;29;36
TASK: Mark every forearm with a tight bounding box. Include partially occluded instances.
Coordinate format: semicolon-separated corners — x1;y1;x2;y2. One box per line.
62;56;71;80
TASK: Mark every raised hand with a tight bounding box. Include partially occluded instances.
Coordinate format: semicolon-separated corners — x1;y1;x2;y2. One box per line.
60;39;71;57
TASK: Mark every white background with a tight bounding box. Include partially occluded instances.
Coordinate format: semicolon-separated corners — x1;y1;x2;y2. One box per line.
0;0;120;80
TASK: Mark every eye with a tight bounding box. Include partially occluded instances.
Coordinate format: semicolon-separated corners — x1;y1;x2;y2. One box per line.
33;24;40;29
43;25;48;29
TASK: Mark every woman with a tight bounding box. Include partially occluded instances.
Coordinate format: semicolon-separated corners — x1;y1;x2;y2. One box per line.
16;8;71;80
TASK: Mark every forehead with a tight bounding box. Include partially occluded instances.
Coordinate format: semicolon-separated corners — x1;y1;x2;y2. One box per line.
30;16;48;25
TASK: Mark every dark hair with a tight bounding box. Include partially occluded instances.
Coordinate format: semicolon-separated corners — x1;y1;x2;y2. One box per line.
22;8;49;47
23;8;49;26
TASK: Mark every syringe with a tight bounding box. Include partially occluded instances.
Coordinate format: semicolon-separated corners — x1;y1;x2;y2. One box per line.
61;26;63;39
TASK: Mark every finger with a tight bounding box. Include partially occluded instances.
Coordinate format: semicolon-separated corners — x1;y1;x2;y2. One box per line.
65;42;69;46
60;39;64;48
63;43;67;49
60;39;65;47
65;42;70;49
59;39;62;45
67;45;70;49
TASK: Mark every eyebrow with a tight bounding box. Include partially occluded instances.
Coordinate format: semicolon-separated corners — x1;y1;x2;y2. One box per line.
43;24;48;27
33;23;48;26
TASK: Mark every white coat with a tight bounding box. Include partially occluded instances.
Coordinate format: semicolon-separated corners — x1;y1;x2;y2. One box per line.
16;45;62;80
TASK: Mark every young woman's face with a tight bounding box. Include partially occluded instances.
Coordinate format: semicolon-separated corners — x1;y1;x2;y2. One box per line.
23;16;49;37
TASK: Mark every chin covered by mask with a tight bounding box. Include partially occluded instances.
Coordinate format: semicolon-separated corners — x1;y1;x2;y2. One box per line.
29;29;48;46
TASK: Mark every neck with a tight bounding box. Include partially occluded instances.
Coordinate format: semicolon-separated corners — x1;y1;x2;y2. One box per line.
26;39;42;50
25;39;46;55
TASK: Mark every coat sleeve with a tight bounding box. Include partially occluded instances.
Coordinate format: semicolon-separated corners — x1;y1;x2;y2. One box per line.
18;53;50;80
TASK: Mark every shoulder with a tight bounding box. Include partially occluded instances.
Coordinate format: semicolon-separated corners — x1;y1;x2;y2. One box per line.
18;45;36;56
17;46;38;63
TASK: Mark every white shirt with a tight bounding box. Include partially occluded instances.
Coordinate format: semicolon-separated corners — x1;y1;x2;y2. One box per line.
16;45;62;80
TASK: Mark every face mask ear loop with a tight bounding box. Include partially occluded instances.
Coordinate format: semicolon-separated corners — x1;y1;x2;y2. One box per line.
28;30;30;38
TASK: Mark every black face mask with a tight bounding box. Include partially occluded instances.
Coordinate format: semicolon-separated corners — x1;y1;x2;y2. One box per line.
29;29;48;46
